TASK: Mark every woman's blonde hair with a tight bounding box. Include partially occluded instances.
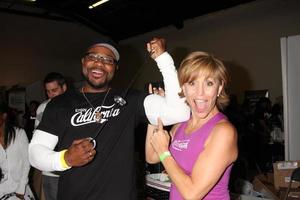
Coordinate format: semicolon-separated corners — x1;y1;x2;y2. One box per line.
178;51;230;111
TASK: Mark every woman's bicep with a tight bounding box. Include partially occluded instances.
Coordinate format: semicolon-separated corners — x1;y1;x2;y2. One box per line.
190;124;238;194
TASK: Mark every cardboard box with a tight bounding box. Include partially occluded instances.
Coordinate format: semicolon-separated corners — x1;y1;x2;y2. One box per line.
286;191;300;200
278;191;300;200
252;173;280;200
273;161;300;190
230;193;272;200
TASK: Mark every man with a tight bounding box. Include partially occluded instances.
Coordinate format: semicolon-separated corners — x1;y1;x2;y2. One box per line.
34;72;67;200
29;37;190;200
35;72;67;127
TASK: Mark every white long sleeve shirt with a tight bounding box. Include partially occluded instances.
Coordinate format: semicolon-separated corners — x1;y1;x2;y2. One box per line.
34;99;59;177
34;99;50;129
0;128;30;196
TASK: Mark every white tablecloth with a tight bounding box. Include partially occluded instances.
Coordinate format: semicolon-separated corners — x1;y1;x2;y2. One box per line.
146;173;171;192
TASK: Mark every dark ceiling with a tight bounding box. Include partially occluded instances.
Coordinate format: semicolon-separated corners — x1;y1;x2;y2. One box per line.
0;0;257;42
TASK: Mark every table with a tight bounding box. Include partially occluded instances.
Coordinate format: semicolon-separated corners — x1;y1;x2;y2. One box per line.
146;173;171;200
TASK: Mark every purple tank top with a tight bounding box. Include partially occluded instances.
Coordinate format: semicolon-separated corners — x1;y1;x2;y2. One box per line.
169;112;233;200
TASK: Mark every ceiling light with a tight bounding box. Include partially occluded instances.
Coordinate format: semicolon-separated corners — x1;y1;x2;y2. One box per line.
89;0;109;9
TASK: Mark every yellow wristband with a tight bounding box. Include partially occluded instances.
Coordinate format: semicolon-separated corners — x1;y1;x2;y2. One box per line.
159;151;171;162
60;150;71;169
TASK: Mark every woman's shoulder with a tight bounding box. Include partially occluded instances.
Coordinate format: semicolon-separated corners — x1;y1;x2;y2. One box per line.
14;127;28;140
207;119;238;158
212;119;237;140
14;127;26;133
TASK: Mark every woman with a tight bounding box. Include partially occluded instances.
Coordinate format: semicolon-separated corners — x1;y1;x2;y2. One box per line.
0;103;31;200
146;51;238;200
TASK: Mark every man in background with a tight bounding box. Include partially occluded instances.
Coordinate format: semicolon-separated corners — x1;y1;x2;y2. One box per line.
34;72;67;200
35;72;67;127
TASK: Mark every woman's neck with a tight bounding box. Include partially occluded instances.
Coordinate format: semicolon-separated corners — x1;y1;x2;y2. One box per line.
186;109;219;134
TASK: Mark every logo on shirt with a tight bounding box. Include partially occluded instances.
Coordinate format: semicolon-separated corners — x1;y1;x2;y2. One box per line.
171;139;190;151
70;104;120;126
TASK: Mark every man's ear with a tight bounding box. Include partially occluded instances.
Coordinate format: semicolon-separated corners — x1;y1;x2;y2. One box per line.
63;84;67;92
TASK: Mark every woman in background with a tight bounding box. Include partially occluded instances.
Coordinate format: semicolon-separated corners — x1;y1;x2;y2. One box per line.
146;51;238;200
0;102;31;200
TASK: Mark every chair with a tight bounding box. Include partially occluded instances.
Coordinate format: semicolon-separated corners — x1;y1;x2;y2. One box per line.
283;167;300;200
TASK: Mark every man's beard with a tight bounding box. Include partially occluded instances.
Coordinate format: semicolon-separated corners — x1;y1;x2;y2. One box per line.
81;68;114;90
83;74;110;89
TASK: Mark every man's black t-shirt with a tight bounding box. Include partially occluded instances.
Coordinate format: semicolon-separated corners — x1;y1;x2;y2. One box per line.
38;88;148;200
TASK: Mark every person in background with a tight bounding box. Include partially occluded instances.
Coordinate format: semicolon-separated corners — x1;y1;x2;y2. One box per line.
23;100;40;141
35;72;67;128
253;96;272;172
146;51;238;200
0;102;32;199
34;72;67;200
28;37;190;200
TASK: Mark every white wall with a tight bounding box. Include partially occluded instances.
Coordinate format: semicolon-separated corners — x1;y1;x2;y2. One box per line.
0;11;111;103
281;35;300;160
0;12;108;98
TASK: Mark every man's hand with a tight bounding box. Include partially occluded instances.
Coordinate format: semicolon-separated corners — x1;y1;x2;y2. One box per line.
147;37;166;59
15;193;24;199
148;83;165;96
64;138;96;167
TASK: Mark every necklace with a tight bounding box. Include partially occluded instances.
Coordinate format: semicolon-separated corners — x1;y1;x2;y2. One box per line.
81;87;111;123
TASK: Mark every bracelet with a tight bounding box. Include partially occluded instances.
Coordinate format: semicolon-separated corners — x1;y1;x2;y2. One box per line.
159;151;171;162
60;150;71;169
